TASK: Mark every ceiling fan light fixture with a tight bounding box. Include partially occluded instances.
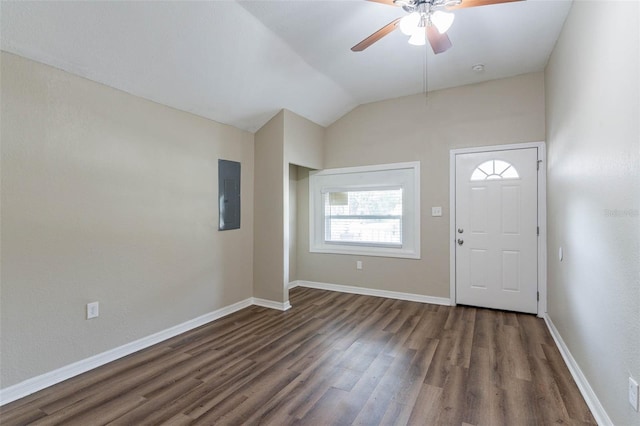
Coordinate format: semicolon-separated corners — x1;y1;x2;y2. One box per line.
431;10;455;34
399;12;421;35
353;0;526;53
443;0;462;7
408;27;426;46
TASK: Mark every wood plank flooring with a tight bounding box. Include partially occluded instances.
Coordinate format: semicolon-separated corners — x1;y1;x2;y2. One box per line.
1;287;596;425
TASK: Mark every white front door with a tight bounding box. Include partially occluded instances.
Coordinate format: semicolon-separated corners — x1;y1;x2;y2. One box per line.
455;148;538;314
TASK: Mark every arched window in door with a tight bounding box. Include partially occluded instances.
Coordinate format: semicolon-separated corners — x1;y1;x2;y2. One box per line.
470;160;520;181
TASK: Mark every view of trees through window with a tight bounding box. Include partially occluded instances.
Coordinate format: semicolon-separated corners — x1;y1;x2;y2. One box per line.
324;189;403;245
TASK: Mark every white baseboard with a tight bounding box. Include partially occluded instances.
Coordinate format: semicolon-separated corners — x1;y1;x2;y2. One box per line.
288;281;300;290
289;280;451;306
0;296;289;406
544;314;612;426
252;297;291;311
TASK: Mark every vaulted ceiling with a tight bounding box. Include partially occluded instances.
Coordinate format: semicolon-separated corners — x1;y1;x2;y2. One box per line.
1;0;571;132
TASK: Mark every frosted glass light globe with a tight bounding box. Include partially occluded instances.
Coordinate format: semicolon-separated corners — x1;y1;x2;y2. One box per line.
408;27;426;46
431;10;455;34
399;12;421;35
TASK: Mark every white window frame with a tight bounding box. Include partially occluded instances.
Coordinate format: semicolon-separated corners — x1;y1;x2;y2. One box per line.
309;161;420;259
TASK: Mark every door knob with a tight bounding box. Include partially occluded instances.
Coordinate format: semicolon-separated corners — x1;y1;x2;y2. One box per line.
457;239;464;245
457;228;464;234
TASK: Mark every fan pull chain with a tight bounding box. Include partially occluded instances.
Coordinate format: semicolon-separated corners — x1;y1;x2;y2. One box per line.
423;41;429;99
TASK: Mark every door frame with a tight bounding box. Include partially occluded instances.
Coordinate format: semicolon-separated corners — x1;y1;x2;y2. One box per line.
449;142;547;317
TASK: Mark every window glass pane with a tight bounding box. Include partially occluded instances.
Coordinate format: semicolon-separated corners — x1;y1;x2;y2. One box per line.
501;166;519;178
479;161;494;175
494;160;511;175
470;160;520;181
470;168;487;181
324;189;402;245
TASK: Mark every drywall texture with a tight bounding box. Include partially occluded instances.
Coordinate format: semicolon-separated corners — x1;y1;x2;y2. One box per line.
297;72;545;298
288;165;298;283
253;111;285;302
283;109;324;169
545;2;640;424
254;109;324;302
283;110;324;291
0;53;255;388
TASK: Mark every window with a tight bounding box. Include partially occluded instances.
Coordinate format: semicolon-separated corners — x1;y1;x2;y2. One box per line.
470;160;519;181
310;162;420;259
325;188;403;246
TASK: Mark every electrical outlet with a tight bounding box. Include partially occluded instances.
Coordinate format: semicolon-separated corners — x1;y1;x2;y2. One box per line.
356;261;363;270
87;302;99;319
629;377;639;411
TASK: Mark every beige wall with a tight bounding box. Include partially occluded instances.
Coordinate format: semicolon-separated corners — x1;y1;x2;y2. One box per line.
253;111;285;302
254;109;324;302
283;109;324;169
283;110;324;291
296;166;312;287
0;52;255;388
296;72;545;297
288;164;298;282
545;2;640;424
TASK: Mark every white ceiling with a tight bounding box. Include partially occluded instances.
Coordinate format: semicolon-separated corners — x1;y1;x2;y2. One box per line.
1;0;572;132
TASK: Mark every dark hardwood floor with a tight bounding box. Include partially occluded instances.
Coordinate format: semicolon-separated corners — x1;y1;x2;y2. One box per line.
1;287;596;425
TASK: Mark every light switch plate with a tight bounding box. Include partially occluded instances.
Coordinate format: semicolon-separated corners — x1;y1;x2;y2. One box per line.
432;207;442;217
87;302;99;319
629;376;639;411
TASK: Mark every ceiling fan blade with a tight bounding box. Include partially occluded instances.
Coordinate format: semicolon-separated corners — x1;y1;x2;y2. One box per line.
351;18;401;52
366;0;399;6
426;26;453;54
447;0;523;10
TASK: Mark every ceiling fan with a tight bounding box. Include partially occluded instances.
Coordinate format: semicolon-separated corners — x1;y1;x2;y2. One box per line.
352;0;523;54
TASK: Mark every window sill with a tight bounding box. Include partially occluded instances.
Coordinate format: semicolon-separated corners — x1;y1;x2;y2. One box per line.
309;245;420;259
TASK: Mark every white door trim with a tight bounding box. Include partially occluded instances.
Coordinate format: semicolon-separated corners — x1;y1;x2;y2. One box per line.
449;142;547;317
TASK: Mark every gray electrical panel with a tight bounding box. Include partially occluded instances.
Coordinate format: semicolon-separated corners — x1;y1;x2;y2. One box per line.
218;159;241;231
